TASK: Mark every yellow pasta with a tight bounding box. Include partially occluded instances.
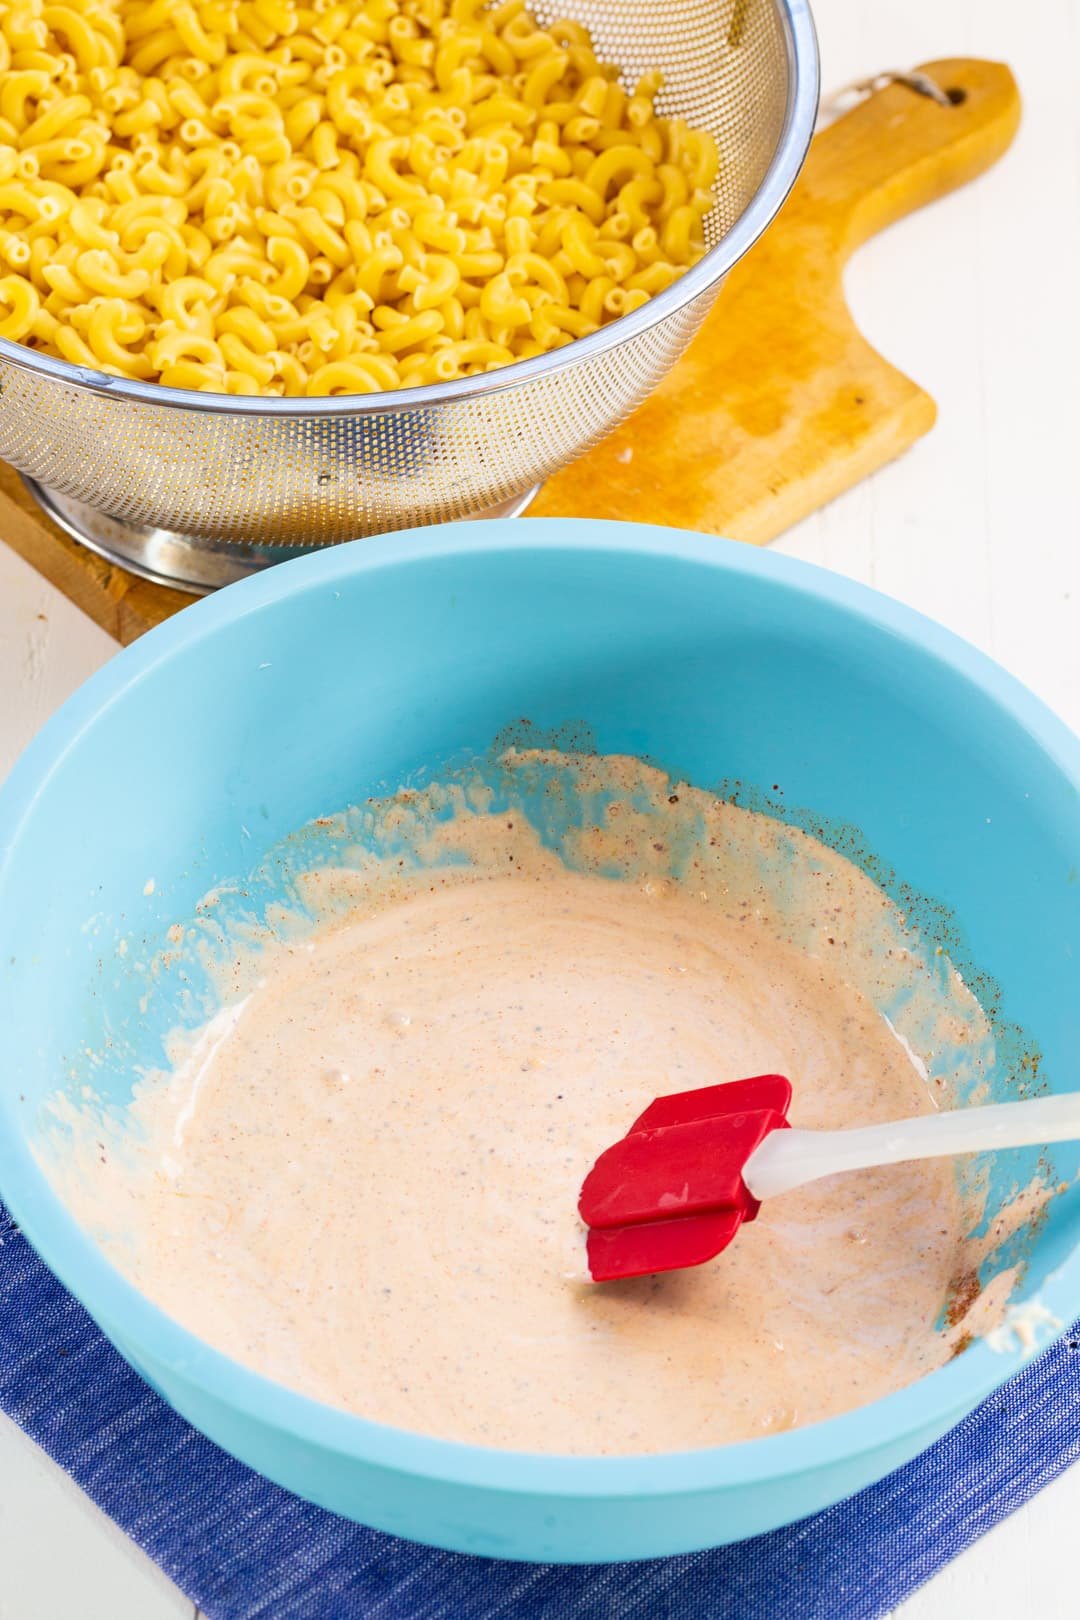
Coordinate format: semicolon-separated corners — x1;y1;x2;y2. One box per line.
0;270;39;338
0;0;719;393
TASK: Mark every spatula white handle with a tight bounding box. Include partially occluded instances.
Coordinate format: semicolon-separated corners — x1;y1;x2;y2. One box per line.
744;1092;1080;1201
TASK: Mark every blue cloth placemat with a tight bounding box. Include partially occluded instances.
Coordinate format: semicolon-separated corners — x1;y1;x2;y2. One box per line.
1;1201;1077;1620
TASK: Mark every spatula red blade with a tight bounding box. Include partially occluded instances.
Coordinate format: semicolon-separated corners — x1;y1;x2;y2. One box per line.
629;1074;792;1133
579;1108;778;1228
578;1075;792;1282
585;1209;744;1283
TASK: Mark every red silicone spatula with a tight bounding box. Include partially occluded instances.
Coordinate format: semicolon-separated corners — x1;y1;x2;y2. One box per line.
578;1076;1080;1282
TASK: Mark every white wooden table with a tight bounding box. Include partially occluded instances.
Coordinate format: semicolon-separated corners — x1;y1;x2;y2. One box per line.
1;1;1077;1614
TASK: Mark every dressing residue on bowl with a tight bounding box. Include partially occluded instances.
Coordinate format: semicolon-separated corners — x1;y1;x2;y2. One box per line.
38;751;1052;1454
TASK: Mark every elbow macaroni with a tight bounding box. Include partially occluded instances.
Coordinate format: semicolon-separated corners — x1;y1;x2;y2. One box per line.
0;0;719;394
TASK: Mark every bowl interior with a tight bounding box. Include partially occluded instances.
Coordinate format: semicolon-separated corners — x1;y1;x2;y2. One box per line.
1;519;1079;1409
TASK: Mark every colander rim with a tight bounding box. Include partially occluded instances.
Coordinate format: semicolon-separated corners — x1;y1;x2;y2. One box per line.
0;0;819;420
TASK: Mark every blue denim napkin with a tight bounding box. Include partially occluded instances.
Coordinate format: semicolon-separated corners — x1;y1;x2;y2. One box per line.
1;1201;1077;1620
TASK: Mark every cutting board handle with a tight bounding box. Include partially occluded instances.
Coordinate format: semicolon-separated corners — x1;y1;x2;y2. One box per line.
531;57;1021;543
809;58;1022;257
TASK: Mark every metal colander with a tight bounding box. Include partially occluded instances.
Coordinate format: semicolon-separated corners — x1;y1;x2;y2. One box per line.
0;0;818;592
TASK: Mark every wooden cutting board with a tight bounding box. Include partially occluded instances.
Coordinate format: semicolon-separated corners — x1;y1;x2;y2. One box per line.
531;57;1021;534
0;57;1020;645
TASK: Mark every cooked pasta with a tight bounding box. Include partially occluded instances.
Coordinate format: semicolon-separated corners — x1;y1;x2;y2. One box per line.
0;0;719;395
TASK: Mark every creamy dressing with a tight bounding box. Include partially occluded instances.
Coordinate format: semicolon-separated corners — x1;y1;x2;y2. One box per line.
44;753;1011;1454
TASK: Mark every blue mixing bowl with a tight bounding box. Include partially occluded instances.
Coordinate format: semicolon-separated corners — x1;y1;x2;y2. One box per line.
0;519;1078;1562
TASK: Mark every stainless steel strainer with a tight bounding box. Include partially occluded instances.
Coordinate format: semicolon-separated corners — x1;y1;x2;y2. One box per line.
0;0;818;592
